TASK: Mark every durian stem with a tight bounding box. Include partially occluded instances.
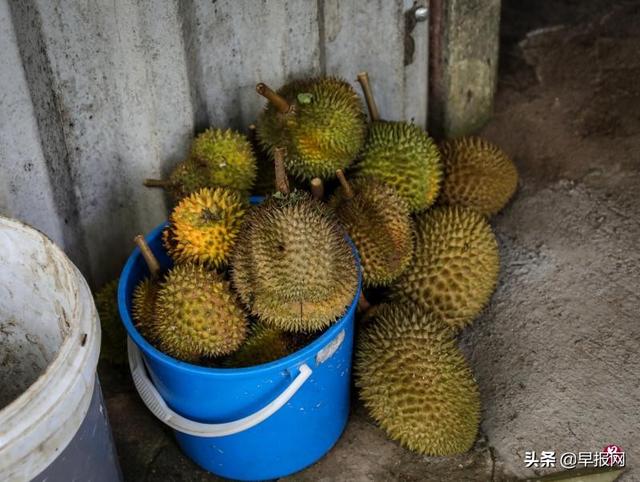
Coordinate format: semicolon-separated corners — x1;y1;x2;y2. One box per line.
256;83;291;114
310;178;324;200
273;147;290;195
144;179;170;188
336;169;354;200
134;235;161;279
358;292;371;312
356;72;380;122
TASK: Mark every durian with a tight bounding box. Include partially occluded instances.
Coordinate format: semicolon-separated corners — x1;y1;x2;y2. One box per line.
232;152;358;332
355;303;480;456
144;159;212;202
232;191;358;332
248;124;276;196
390;206;499;330
439;136;518;216
162;187;246;268
131;278;158;341
145;128;257;200
355;72;442;213
255;77;367;180
131;235;162;342
94;279;126;365
248;125;309;195
190;128;257;193
153;263;248;362
223;323;300;368
329;173;413;287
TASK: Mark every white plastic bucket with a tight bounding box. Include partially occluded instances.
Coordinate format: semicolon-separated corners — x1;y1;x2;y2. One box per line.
0;216;121;481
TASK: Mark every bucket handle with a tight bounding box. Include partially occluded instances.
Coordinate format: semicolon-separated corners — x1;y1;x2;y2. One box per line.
127;338;312;437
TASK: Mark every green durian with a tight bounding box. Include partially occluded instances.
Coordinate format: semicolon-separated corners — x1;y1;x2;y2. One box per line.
167;161;209;201
152;263;248;362
231;190;358;333
94;279;126;365
390;206;499;330
357;122;442;213
190;128;257;193
329;175;413;287
144;159;210;203
223;323;300;368
439;136;518;216
355;72;442;213
256;77;367;180
356;303;480;456
162;187;246;268
145;128;257;201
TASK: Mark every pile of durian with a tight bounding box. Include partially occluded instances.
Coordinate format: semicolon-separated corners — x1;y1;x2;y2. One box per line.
95;72;517;458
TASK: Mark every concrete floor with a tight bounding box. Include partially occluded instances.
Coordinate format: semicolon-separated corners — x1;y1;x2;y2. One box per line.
101;1;640;480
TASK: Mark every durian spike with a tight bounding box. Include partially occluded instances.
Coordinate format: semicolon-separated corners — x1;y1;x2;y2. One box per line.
256;83;291;114
310;178;324;200
144;178;171;188
336;169;354;200
356;72;380;122
273;147;290;194
134;235;161;279
358;292;371;312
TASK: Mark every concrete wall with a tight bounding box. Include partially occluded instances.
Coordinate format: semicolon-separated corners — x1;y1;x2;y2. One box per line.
0;0;430;286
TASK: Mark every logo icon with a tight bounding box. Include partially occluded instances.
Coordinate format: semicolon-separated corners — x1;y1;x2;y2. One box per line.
602;444;624;467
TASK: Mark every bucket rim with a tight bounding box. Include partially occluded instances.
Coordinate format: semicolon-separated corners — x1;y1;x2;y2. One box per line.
0;216;100;480
118;221;362;377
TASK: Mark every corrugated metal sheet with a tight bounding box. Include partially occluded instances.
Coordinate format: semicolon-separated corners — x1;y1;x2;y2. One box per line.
0;0;428;286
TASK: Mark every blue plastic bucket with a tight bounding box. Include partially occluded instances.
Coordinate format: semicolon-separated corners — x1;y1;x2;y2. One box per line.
118;221;361;481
